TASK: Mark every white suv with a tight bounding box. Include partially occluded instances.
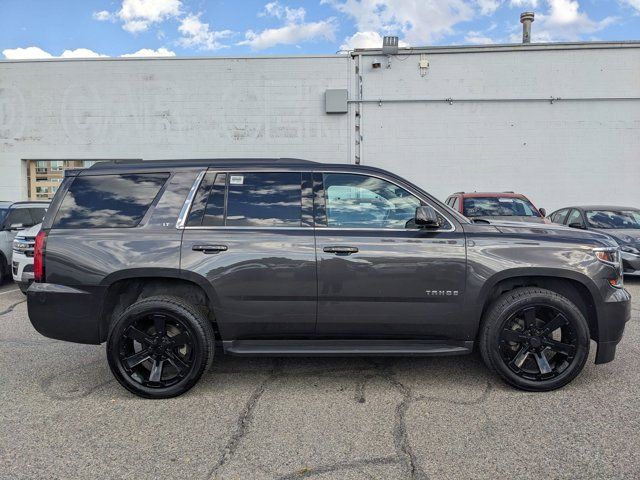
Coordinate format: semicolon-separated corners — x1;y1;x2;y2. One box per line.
12;223;41;293
0;201;48;284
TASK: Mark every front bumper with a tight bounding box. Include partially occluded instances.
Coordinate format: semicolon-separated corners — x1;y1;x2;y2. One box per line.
594;286;631;364
11;251;34;284
27;283;104;344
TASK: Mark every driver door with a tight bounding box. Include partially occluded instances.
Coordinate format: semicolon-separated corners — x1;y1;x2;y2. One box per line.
314;171;467;339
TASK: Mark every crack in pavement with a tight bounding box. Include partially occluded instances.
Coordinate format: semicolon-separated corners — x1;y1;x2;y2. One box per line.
273;359;494;480
206;359;282;480
274;456;399;479
0;299;26;316
376;363;429;480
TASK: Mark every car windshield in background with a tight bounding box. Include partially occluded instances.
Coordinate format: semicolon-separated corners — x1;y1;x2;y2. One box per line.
0;208;8;225
463;197;540;217
586;210;640;229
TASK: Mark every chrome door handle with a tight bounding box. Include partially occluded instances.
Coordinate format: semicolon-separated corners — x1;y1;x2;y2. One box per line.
192;244;228;254
323;246;359;255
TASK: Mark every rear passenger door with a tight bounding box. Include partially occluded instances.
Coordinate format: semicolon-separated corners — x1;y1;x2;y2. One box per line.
180;170;317;340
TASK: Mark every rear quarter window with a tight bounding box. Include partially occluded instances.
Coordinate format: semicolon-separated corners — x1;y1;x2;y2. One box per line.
52;173;169;228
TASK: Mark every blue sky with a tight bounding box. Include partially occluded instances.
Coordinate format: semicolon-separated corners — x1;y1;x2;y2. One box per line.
2;0;640;59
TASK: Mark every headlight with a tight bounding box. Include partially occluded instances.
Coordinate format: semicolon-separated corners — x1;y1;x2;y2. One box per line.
12;239;30;252
593;247;620;265
593;247;623;288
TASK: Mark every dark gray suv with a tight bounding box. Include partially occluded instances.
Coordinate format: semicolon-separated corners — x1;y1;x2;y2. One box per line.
27;159;631;398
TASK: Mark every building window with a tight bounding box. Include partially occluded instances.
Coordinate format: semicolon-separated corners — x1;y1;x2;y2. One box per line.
27;160;96;201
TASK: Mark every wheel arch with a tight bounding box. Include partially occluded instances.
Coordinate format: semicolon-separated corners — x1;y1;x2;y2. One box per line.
476;269;600;342
98;268;221;342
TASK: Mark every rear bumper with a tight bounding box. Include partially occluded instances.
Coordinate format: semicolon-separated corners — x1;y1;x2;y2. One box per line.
594;287;631;364
27;283;104;344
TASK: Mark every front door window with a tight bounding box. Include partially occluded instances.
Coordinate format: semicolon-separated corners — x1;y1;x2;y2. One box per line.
323;173;422;229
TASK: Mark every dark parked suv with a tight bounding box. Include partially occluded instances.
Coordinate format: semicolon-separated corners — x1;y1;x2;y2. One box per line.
27;159;631;398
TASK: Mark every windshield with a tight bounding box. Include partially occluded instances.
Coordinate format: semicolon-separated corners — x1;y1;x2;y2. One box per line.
586;210;640;229
0;208;8;225
463;197;540;218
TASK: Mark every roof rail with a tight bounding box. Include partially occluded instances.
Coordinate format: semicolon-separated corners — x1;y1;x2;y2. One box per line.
453;191;465;194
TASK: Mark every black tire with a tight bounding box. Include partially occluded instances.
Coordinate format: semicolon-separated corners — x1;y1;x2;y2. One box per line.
479;287;590;392
107;295;215;399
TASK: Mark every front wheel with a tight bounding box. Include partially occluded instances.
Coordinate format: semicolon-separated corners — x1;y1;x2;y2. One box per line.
479;287;590;391
107;296;215;398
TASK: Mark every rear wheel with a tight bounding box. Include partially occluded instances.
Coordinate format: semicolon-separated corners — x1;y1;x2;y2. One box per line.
480;287;590;391
106;296;214;398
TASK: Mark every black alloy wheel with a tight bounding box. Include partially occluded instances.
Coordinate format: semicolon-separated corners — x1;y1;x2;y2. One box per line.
480;287;590;391
107;296;214;398
499;305;578;381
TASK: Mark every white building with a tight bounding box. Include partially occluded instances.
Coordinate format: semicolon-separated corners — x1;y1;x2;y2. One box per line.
1;41;639;211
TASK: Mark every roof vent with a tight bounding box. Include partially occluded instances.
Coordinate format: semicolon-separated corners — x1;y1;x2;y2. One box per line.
382;36;399;55
520;12;535;44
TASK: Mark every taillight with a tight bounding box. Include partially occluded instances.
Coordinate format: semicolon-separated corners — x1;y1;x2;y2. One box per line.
34;230;47;282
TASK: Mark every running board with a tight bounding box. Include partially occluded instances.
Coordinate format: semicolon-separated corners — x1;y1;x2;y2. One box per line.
222;340;473;357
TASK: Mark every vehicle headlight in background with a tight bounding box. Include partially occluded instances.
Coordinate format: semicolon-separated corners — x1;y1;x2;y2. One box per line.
12;238;30;252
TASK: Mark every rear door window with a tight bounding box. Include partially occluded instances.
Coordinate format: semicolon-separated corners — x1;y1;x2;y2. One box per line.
52;173;169;228
551;209;569;224
187;172;304;228
226;173;302;227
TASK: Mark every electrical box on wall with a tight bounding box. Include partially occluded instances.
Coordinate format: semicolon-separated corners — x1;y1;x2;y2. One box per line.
325;89;348;114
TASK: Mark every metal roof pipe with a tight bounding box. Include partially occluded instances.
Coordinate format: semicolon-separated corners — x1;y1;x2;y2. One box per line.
520;12;535;44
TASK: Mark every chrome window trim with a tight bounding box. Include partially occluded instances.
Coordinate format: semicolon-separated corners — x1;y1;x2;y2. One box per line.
175;170;206;229
176;168;459;234
183;226;311;231
318;170;457;233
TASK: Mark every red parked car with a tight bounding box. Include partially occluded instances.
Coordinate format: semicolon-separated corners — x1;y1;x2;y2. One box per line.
445;192;549;224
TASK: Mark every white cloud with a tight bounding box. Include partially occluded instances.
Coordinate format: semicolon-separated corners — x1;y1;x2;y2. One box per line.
2;46;107;59
260;1;306;22
239;3;336;50
94;0;183;33
92;10;112;21
476;0;502;15
339;30;409;50
510;0;539;7
60;48;108;58
519;0;618;42
323;0;475;45
178;13;232;50
620;0;640;12
240;20;337;50
120;47;176;57
464;31;496;43
2;46;53;59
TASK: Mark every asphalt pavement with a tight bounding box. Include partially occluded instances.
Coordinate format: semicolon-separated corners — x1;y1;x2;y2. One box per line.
1;279;638;479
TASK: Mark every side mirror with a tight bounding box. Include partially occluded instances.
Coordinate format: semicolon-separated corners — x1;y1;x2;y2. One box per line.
568;222;585;230
415;205;442;228
539;208;546;217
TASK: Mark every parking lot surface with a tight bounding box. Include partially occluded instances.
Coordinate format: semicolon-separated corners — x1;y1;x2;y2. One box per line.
1;279;639;480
